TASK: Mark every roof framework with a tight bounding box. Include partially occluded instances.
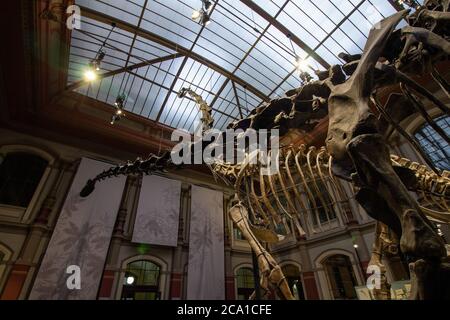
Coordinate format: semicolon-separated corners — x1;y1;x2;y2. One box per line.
67;0;416;131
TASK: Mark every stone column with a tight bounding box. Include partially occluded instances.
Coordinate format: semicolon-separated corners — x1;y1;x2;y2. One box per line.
223;194;235;300
298;242;320;300
169;246;184;300
33;161;69;225
169;183;189;300
349;229;371;282
0;265;30;300
98;176;135;299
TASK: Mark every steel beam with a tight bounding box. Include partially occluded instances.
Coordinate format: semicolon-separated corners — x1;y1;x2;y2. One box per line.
232;81;244;119
239;0;330;69
66;53;182;91
79;5;270;103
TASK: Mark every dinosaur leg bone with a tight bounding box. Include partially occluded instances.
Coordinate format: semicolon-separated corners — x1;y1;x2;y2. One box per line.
229;203;295;300
368;224;391;300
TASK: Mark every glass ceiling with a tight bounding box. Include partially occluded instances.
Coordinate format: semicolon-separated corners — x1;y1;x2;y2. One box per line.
67;0;418;132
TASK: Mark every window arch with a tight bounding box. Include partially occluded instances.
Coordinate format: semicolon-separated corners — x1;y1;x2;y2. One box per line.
235;267;255;300
233;226;245;241
322;254;357;300
281;264;305;300
121;260;161;300
0;242;13;289
0;152;48;207
311;181;337;225
414;114;450;171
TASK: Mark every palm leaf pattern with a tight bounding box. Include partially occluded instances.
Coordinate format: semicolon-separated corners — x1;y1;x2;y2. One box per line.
132;179;181;247
30;171;125;300
188;187;225;300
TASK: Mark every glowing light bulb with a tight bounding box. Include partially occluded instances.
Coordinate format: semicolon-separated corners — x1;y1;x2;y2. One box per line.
84;70;97;82
192;10;201;20
126;276;135;285
353;244;359;249
294;57;310;72
116;109;123;115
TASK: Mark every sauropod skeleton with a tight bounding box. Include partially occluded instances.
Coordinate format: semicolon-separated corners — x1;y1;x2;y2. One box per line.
80;2;450;300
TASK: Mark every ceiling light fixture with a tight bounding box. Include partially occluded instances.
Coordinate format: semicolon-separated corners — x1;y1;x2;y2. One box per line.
111;93;126;125
84;23;116;82
84;57;100;82
191;9;201;20
294;56;310;73
84;49;106;82
287;34;314;84
397;0;421;9
202;14;211;26
295;57;313;84
110;114;119;125
203;0;212;11
83;69;97;82
192;0;212;26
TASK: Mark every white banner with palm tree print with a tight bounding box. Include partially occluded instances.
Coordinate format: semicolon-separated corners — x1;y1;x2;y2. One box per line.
187;185;224;300
131;175;181;247
29;157;126;300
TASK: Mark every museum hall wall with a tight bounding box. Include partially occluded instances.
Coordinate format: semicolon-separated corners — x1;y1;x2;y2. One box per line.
0;113;446;300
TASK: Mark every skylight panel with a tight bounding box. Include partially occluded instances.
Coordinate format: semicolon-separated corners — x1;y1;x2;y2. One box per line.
76;0;141;25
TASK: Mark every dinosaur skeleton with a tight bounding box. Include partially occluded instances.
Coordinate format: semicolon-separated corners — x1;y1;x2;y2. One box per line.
80;2;450;299
178;87;214;133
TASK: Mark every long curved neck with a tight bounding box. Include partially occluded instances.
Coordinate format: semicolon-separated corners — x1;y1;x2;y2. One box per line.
79;152;174;197
181;88;214;133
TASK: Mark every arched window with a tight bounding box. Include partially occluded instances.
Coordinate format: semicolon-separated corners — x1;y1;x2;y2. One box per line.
312;181;337;225
0;152;48;207
0;250;5;280
281;265;305;300
233;227;245;240
0;243;12;286
121;260;161;300
414;115;450;171
236;267;255;300
323;254;357;300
